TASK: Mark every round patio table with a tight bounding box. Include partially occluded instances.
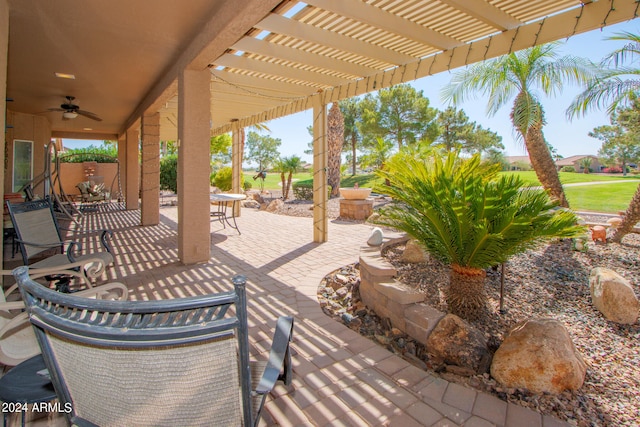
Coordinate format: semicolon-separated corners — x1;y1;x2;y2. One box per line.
210;193;246;235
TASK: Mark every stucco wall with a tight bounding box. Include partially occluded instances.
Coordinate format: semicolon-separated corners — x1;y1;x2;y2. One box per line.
58;162;120;198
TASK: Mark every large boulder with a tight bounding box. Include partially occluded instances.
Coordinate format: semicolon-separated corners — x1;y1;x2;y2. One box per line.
590;268;639;324
491;318;586;394
265;199;284;213
400;240;428;263
426;314;491;375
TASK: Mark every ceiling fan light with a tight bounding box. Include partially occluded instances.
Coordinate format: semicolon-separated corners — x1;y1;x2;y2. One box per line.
63;111;78;119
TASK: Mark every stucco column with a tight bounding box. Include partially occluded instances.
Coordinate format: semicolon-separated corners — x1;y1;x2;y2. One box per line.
141;112;160;226
124;128;140;210
231;121;242;217
312;97;328;243
0;0;8;265
178;68;211;264
117;134;126;203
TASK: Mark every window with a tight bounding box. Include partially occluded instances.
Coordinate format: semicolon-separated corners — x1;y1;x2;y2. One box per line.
12;140;33;193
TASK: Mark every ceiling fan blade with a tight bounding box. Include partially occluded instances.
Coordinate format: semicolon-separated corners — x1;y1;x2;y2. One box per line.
47;108;66;112
76;110;102;121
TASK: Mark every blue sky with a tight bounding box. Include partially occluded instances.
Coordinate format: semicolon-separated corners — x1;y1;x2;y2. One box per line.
65;19;640;162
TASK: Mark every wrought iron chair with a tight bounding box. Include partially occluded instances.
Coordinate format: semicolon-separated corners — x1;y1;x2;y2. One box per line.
6;198;114;289
14;267;294;427
0;265;128;366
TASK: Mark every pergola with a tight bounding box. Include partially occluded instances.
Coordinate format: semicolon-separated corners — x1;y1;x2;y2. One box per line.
2;0;638;264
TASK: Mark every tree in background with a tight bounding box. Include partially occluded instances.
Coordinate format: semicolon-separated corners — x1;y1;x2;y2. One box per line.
245;131;281;172
210;134;232;169
579;156;592;173
340;98;362;176
444;43;594;208
433;107;474;152
570;31;640;241
483;147;510;170
590;106;640;176
359;137;393;172
327;103;344;197
432;107;504;155
359;84;439;151
275;155;302;201
467;125;504;156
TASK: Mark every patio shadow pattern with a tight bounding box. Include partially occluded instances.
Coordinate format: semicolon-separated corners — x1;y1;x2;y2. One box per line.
3;203;571;427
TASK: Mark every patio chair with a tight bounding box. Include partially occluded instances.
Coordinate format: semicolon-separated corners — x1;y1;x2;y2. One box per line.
0;266;128;366
5;198;114;289
14;267;294;427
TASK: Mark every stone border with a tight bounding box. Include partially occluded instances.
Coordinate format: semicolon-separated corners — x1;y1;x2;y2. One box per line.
359;235;445;346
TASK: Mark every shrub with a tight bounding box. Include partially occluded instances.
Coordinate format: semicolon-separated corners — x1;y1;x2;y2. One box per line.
159;154;178;193
292;179;332;200
603;166;623;173
59;146;118;163
213;167;247;191
559;166;575;173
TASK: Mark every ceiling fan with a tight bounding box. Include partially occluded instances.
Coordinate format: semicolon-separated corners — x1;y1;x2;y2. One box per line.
48;96;102;121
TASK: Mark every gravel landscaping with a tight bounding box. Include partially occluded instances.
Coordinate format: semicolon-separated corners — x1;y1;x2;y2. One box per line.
266;195;640;427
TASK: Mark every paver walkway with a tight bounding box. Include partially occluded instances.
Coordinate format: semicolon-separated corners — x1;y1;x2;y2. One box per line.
4;203;571;426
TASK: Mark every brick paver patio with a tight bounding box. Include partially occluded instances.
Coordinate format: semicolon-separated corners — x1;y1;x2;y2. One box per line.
4;202;570;426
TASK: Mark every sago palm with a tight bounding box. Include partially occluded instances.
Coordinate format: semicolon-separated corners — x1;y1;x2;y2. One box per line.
569;31;640;242
443;43;595;208
374;151;584;320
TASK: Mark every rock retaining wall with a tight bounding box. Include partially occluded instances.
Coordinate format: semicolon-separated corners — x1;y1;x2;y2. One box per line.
359;236;445;346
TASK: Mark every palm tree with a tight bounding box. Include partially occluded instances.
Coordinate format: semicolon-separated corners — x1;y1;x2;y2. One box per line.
276;155;302;201
569;31;640;243
374;151;584;320
443;43;595;208
327;103;344;197
340;98;362;176
579;156;592;173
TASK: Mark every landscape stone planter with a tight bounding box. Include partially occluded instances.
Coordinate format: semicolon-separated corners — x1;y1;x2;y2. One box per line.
339;188;373;220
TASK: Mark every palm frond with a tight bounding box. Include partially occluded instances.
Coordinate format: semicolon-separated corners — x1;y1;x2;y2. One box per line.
568;76;640;117
373;151;585;270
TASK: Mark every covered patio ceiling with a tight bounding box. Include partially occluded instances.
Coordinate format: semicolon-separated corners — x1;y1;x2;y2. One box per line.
6;1;640;143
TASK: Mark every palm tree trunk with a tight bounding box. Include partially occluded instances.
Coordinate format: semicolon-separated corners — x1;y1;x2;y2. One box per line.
525;124;569;208
447;264;487;320
351;134;357;176
280;172;286;199
284;171;294;201
612;183;640;242
327;103;344;197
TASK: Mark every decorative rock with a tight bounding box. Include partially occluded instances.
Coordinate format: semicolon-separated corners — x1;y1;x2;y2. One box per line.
252;192;265;204
366;212;381;223
367;227;384;246
266;199;284;213
400;239;428;263
591;225;606;243
335;286;349;299
426;314;492;375
491;318;586;394
606;217;622;229
242;199;261;209
589;268;639;324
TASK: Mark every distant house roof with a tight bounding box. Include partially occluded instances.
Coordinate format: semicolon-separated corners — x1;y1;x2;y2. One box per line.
505;156;531;165
555;155;598;166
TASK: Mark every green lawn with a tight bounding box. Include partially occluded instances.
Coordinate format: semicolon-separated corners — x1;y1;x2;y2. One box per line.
249;169;638;214
565;182;639;213
247;171;312;190
500;171;634;186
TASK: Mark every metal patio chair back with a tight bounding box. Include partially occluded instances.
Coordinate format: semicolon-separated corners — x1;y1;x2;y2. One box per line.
6;199;113;287
14;266;294;427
